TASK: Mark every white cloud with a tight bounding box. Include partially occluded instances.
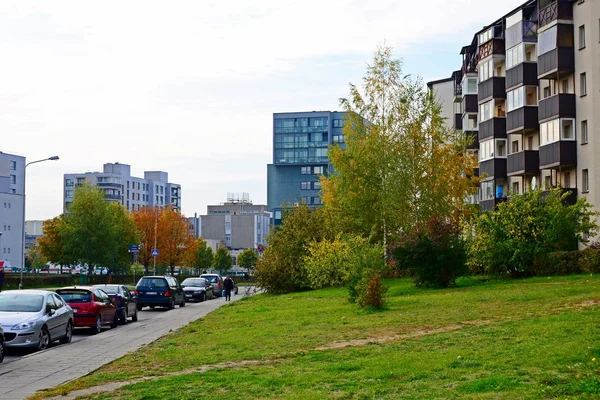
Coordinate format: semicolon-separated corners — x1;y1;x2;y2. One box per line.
0;0;526;219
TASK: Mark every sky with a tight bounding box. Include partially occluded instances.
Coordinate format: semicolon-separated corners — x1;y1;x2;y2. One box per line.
0;0;527;220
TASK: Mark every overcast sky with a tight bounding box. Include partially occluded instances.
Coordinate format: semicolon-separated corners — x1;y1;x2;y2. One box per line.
1;0;526;220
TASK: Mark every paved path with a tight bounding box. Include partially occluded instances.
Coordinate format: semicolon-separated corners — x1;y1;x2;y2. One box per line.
0;292;249;400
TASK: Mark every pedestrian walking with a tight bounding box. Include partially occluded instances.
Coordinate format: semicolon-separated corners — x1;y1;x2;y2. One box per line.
223;275;234;301
0;266;4;293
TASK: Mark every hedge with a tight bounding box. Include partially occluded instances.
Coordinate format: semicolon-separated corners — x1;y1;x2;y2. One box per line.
532;248;600;276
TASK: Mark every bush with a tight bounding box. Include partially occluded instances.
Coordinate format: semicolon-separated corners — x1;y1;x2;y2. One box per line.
393;218;467;288
354;269;388;309
303;235;354;289
345;238;388;308
579;248;600;273
532;251;582;276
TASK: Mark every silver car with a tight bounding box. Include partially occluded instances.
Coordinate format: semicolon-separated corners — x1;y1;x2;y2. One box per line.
0;290;74;350
0;325;4;363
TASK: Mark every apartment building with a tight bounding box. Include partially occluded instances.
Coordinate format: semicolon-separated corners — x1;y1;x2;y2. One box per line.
429;0;598;213
63;162;182;213
267;111;347;225
0;152;25;269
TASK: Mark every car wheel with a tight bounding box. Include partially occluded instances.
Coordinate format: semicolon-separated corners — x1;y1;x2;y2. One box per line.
60;321;73;344
110;313;118;329
0;339;4;363
92;316;102;334
120;308;128;325
136;304;143;311
201;292;206;302
149;305;155;309
180;298;186;307
168;298;174;310
132;307;138;322
38;327;51;350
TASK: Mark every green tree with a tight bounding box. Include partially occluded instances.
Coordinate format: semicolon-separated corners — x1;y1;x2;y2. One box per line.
193;238;214;275
61;184;119;274
214;246;232;275
322;45;477;251
38;215;72;274
25;242;47;270
110;202;140;274
467;189;598;276
237;248;258;272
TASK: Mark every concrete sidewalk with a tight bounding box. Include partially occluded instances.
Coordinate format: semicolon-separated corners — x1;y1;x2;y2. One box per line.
0;293;249;400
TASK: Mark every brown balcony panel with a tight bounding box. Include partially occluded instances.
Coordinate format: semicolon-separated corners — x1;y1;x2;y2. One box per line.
538;94;576;121
478;77;506;102
454;114;463;130
479;118;507;141
479;158;507;179
539;0;573;29
507;107;539;133
538;48;575;79
506;63;538;90
462;94;478;114
507;150;539;175
478;39;505;58
539;141;577;168
480;197;506;212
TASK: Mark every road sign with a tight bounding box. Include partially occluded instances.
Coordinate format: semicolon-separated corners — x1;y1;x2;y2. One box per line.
152;249;159;257
128;244;140;252
257;244;264;253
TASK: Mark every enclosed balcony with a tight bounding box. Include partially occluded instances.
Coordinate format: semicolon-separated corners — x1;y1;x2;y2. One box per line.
506;63;538;90
462;95;478;114
537;24;574;79
507;107;538;133
466;131;479;150
538;0;573;29
479;118;507;141
454;114;463;130
538;94;575;121
480;197;507;212
539;141;576;169
507;150;539;175
479;158;507;179
478;77;506;102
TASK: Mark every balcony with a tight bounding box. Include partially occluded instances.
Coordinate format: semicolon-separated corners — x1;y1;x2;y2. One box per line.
506;63;538;90
478;39;505;59
539;0;573;29
466;131;479;150
507;150;539;175
539;141;576;169
480;197;507;212
542;188;577;205
454;114;462;130
97;182;122;189
105;194;122;201
507;107;539;133
538;94;576;122
479;118;507;141
479;158;507;179
462;94;478;114
478;77;506;102
505;20;538;49
538;48;574;80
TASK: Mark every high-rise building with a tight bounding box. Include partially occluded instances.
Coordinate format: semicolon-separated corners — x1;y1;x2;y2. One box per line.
267;111;347;225
429;0;598;216
63;162;181;213
0;151;25;269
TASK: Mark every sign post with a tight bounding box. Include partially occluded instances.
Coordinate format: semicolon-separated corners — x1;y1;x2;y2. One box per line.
128;244;141;284
151;249;159;275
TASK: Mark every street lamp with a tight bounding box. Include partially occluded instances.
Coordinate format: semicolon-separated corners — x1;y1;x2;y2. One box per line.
20;156;60;289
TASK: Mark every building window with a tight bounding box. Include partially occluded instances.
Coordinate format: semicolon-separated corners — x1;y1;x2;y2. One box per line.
10;189;16;194
333;119;343;128
313;181;322;190
479;100;494;122
313;166;324;175
10;175;16;184
65;179;74;187
579;25;586;49
512;182;519;195
332;134;345;143
540;119;560;146
581;120;588;144
564;172;571;188
225;222;231;230
580;73;587;96
66;190;74;198
312;197;322;205
300;182;311;190
301;166;311;175
583;169;589;193
9;161;16;171
506;43;523;70
301;196;311;205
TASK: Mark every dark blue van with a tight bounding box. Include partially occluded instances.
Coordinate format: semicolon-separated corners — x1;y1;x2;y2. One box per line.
134;276;185;310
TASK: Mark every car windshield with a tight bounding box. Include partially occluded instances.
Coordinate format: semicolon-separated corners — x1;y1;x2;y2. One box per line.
182;279;205;287
57;290;92;303
97;285;120;294
202;276;218;283
0;293;44;312
138;278;167;288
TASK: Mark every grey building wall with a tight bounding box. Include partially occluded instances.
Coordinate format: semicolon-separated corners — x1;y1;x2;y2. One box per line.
0;152;25;195
0;193;24;269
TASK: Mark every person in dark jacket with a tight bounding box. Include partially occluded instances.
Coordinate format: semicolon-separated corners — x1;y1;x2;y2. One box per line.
0;267;4;293
223;276;234;301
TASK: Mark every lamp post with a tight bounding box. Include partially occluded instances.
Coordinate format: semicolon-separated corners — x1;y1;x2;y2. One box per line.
20;156;59;289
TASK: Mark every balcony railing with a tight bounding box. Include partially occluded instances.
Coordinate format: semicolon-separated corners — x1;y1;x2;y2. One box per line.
507;107;539;133
480;197;507;212
462;95;478;114
478;39;505;59
538;47;575;79
506;63;538;90
97;182;122;189
539;140;576;168
507;150;539;175
479;158;507;179
479;118;507;141
539;0;573;29
105;194;122;201
538;94;576;121
542;188;577;205
478;77;506;102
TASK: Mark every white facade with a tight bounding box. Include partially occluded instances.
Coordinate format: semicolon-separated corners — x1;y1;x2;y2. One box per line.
0;152;26;269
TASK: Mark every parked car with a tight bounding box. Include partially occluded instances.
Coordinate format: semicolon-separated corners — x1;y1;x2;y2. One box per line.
56;287;118;334
93;284;138;324
181;278;214;302
0;325;4;363
0;290;73;350
135;276;185;310
200;274;238;297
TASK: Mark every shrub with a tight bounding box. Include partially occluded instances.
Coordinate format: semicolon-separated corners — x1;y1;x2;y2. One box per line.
532;251;582;276
345;238;387;308
303;235;353;289
393;218;467;288
354;269;388;309
578;248;600;273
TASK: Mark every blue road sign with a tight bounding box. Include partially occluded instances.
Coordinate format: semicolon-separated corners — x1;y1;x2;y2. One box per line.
152;249;159;257
128;244;140;251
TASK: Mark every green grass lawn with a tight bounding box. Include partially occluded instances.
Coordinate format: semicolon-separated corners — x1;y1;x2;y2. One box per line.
32;275;600;399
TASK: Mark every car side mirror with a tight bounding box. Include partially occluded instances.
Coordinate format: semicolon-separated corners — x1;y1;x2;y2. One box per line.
47;308;55;316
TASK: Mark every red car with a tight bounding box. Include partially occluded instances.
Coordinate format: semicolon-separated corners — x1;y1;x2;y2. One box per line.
56;286;118;334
